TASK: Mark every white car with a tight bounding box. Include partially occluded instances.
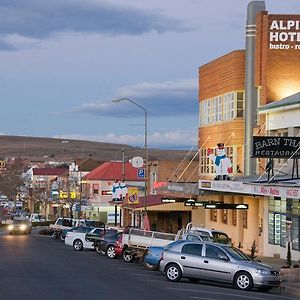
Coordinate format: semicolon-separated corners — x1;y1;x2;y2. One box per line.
65;228;104;251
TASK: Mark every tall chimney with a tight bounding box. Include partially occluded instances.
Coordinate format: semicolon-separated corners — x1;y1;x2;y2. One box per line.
244;1;265;177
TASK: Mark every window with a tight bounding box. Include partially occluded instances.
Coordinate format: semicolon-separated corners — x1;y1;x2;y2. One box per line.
242;210;248;229
232;210;237;226
236;92;244;118
186;234;202;241
223;92;234;120
200;91;244;126
210;209;217;222
181;243;203;256
267;197;299;249
222;209;228;224
205;245;228;260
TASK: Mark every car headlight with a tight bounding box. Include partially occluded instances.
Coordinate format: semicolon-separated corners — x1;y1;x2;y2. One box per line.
20;224;27;231
8;225;14;231
256;269;269;275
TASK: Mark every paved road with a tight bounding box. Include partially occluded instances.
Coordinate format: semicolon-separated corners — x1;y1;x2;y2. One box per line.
0;227;299;300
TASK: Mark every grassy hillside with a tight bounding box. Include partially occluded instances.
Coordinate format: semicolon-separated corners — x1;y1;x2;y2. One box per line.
0;135;196;162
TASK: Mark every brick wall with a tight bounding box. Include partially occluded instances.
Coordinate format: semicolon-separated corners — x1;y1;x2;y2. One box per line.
256;14;300;105
199;50;245;100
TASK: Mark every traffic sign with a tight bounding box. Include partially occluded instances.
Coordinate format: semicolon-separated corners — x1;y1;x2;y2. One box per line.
137;168;145;178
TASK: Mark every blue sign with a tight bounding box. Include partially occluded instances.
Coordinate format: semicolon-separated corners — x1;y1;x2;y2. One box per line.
137;168;145;178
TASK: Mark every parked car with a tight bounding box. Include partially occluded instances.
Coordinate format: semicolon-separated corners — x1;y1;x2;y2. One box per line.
94;232;123;258
29;213;46;222
159;240;281;292
143;233;211;270
183;223;231;245
60;226;95;242
7;218;32;235
86;227;117;243
50;218;104;240
65;227;105;251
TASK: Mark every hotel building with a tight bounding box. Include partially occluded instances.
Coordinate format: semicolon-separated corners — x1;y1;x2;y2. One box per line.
198;1;300;259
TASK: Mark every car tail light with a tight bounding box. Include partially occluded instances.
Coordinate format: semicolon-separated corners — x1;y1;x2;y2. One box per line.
160;252;164;261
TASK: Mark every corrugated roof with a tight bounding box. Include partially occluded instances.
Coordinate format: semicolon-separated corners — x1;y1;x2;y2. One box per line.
259;92;300;112
84;161;144;181
33;167;68;176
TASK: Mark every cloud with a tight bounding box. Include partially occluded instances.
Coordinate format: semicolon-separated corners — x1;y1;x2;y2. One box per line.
0;0;190;50
55;128;197;148
69;78;198;118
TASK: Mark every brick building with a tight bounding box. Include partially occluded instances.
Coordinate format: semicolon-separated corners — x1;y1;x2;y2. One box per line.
198;1;300;259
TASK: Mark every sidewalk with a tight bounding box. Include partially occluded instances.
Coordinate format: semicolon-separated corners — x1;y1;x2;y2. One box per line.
257;256;300;298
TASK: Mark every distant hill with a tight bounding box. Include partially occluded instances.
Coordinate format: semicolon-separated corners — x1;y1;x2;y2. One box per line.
0;135;196;162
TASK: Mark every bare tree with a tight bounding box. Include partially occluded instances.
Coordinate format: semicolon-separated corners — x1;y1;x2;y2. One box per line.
0;158;25;202
31;186;51;218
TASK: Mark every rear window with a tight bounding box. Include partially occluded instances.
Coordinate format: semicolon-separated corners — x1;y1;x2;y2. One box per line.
181;243;203;256
212;232;230;244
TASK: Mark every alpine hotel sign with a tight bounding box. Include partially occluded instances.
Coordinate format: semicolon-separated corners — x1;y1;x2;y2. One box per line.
252;136;300;158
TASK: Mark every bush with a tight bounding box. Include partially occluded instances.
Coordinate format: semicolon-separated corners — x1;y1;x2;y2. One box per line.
249;240;257;259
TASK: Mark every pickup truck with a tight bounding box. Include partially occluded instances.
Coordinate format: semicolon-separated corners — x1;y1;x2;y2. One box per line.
121;223;230;263
120;227;177;262
49;218;104;241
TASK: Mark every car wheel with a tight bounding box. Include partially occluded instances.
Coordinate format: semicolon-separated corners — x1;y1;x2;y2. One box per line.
165;263;182;282
73;239;83;251
51;232;58;239
106;245;117;259
234;271;253;291
122;250;134;263
95;245;105;255
143;261;158;271
188;277;200;283
59;234;65;242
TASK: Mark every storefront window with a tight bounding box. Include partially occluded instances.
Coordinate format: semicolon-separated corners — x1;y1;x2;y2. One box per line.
268;197;300;250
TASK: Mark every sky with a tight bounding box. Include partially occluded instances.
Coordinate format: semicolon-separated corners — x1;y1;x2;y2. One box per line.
1;0;300;150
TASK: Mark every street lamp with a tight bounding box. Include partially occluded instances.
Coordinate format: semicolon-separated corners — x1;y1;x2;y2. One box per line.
112;98;148;214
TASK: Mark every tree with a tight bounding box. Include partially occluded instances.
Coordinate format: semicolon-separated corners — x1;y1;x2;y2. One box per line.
0;158;25;202
31;186;51;218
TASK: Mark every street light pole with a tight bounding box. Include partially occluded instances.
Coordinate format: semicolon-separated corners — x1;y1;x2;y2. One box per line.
112;98;148;213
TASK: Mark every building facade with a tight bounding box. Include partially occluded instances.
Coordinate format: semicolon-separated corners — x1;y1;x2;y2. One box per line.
198;1;300;259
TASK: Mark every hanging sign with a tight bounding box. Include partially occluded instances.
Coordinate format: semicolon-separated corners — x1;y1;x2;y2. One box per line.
252;136;300;158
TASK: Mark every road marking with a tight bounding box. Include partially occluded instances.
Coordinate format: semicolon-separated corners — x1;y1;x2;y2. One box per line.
189;297;216;300
166;287;295;300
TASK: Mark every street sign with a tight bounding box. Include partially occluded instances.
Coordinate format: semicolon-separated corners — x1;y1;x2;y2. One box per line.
137;168;145;178
130;156;144;168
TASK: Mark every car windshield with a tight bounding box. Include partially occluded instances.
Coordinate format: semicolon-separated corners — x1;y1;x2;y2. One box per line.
13;219;29;224
224;246;251;261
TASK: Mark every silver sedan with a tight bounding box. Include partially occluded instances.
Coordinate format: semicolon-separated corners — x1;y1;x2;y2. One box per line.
159;241;281;292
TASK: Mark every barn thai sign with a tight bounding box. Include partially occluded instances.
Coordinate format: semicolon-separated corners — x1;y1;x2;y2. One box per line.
252;136;300;158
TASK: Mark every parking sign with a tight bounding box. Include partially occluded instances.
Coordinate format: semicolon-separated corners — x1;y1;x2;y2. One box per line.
137;168;145;178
